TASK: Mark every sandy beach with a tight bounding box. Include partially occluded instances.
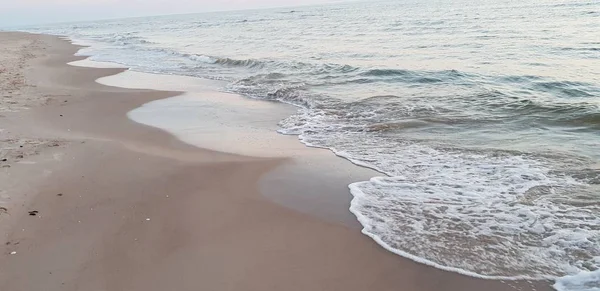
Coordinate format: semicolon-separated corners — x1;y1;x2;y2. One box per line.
0;32;553;291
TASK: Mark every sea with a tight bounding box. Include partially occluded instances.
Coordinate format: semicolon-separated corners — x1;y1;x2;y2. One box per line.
18;0;600;289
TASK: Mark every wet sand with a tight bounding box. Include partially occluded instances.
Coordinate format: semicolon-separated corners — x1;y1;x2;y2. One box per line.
0;32;552;291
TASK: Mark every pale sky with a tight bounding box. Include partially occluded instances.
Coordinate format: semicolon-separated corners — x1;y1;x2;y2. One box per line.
0;0;346;27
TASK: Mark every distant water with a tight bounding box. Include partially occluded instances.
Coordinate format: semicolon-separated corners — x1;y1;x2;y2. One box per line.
23;0;599;289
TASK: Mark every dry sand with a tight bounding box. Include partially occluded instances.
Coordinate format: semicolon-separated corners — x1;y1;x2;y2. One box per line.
0;32;553;291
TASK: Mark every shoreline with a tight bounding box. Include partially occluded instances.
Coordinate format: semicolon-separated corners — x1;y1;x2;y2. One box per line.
0;32;553;291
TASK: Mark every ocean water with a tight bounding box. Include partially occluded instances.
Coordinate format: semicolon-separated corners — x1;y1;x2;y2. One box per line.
22;0;600;289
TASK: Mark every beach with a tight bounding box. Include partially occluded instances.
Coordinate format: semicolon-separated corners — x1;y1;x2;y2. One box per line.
0;32;558;291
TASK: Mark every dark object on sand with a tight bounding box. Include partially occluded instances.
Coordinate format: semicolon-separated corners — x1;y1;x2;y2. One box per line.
28;210;39;216
57;193;63;196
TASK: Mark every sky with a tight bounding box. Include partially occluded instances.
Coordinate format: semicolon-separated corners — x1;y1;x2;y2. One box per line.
0;0;345;28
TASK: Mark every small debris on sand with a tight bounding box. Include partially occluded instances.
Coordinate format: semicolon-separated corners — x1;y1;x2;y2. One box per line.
28;210;39;216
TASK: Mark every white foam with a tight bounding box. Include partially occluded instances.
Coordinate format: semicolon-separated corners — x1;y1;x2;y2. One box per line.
348;182;538;279
68;37;95;48
188;54;216;64
68;59;128;69
279;107;600;284
344;143;598;279
554;269;600;291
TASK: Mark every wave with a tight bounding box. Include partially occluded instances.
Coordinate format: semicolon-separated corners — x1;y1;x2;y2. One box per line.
501;99;600;128
360;68;467;82
214;57;265;68
276;87;600;281
83;32;155;47
186;54;216;64
567;112;600;128
533;81;597;98
559;47;600;52
264;85;314;107
499;75;543;83
68;32;600;133
180;54;474;88
364;120;431;132
280;100;600;279
112;34;152;46
550;1;599;8
361;68;410;77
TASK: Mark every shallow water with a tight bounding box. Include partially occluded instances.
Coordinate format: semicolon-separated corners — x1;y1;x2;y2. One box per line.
21;0;600;288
